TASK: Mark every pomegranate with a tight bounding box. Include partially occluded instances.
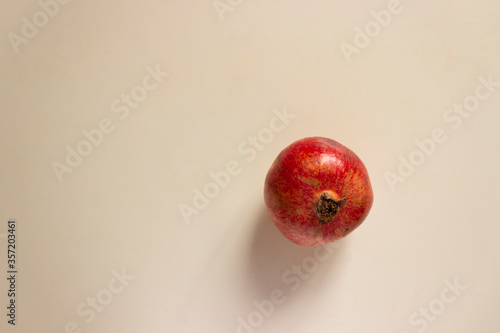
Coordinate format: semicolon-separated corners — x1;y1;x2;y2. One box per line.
264;137;373;246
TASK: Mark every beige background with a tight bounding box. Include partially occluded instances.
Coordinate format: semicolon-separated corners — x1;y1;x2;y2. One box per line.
1;0;500;332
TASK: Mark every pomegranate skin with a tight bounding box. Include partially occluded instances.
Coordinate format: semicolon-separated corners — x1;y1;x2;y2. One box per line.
264;137;374;246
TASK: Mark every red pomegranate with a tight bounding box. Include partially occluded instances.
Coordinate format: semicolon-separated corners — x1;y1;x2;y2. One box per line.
264;137;374;246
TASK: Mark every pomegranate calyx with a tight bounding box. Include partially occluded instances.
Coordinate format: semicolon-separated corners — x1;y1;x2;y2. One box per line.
316;192;346;225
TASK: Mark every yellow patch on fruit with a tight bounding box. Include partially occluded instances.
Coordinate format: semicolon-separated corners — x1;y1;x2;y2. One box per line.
342;169;365;206
299;176;321;187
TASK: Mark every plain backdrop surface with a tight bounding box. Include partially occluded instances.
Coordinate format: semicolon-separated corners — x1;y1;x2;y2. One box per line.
1;0;500;332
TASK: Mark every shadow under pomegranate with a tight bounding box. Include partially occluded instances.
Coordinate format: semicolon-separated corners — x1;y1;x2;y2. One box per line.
245;207;348;305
